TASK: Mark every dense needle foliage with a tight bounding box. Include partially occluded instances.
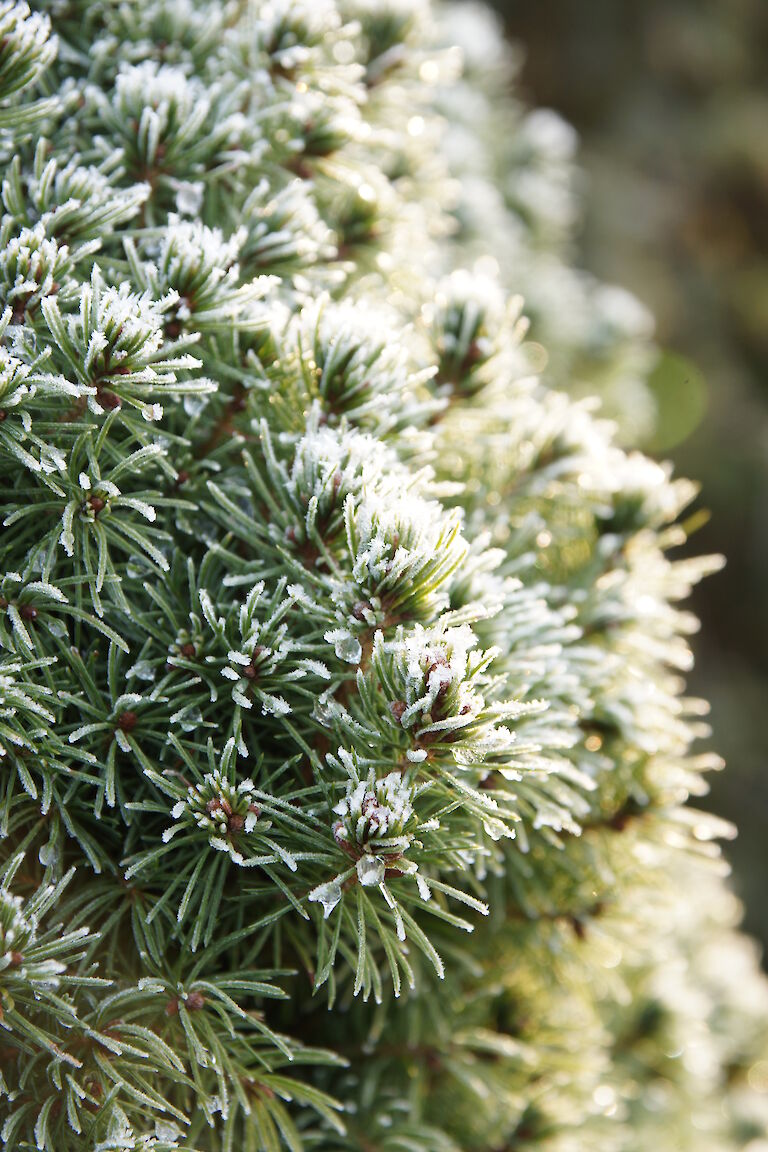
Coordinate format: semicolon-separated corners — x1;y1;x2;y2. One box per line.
1;2;767;1150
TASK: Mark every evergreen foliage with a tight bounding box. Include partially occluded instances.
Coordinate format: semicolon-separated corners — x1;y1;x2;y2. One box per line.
1;2;767;1150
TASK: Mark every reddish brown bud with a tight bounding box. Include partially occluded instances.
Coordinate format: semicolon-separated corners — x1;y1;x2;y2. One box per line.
117;711;138;732
426;653;449;674
9;952;23;966
180;642;196;658
206;798;223;814
89;496;106;514
186;990;206;1011
390;700;407;723
464;340;482;368
242;664;257;679
227;813;245;833
19;604;38;620
98;390;122;410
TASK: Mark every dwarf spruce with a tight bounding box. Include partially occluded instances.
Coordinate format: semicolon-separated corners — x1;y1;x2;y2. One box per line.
1;2;767;1150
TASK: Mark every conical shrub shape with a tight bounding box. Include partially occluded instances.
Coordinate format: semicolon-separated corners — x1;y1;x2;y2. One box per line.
1;2;767;1151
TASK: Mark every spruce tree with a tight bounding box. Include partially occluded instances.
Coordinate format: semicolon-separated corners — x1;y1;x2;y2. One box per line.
1;2;767;1150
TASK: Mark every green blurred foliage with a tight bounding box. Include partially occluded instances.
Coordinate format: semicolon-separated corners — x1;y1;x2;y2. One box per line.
487;0;768;951
647;352;708;453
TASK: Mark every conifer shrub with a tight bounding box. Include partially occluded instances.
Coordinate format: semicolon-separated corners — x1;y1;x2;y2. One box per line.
1;2;767;1150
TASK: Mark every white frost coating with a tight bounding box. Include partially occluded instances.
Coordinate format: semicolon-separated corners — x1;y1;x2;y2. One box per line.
162;769;262;862
333;772;416;851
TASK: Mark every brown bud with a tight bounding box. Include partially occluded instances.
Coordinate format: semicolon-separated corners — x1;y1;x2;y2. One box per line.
89;496;106;514
609;809;631;832
9;952;23;966
19;604;38;621
571;918;587;942
186;990;206;1011
242;664;257;679
426;653;449;674
180;642;196;658
0;410;6;422
117;711;137;732
98;390;122;410
176;470;190;487
352;601;369;621
464;340;482;368
390;700;407;723
227;812;245;833
206;798;223;814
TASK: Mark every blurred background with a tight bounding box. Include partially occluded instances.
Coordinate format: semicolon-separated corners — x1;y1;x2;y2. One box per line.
487;0;768;952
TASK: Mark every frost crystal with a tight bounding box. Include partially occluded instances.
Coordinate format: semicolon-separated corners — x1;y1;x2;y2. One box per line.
0;889;35;958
